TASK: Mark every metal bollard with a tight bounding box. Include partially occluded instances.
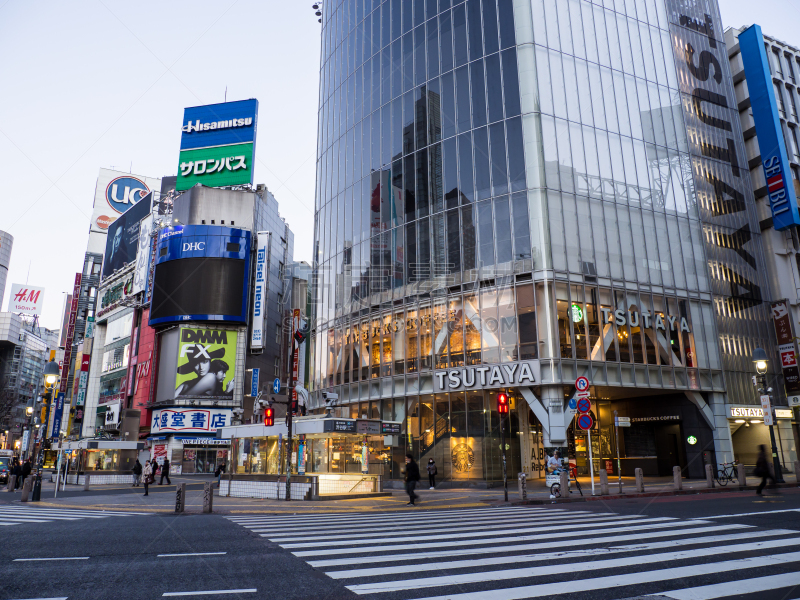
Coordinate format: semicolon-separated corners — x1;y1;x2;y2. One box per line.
83;474;91;491
559;470;569;498
738;463;747;489
203;481;213;513
794;461;800;484
175;483;187;513
673;466;682;490
635;468;644;492
705;464;715;488
7;475;16;492
20;477;32;502
517;473;527;500
599;469;609;495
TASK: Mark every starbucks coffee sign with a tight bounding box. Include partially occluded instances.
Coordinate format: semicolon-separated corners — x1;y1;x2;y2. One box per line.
434;360;540;392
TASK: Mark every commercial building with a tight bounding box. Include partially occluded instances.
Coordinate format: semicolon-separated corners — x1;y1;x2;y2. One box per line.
304;0;792;486
0;231;11;307
724;25;800;462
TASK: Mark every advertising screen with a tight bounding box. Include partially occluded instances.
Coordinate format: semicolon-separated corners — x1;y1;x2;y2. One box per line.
90;168;161;234
102;192;152;279
174;327;237;399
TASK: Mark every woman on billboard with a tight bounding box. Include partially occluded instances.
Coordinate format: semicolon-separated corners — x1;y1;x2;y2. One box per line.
175;344;226;397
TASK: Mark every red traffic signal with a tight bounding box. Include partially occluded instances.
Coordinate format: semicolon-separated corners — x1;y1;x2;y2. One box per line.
264;407;274;427
294;330;306;344
497;392;509;414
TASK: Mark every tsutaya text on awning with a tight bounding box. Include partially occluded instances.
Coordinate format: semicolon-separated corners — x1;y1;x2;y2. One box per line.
601;308;691;332
434;360;541;392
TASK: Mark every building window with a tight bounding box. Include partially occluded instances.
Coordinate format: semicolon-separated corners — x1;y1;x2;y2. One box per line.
92;262;101;276
275;324;281;344
773;49;784;78
775;83;787;117
786;54;796;82
273;356;280;377
789;90;799;121
790;127;800;162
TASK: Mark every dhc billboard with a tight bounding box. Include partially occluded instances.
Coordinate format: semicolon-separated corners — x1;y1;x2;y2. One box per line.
739;25;800;231
149;225;252;326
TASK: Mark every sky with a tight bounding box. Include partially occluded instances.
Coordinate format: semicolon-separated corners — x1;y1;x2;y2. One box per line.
0;0;798;330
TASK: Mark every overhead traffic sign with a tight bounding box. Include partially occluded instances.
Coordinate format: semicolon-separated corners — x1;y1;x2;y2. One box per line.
576;397;592;414
575;376;590;392
578;413;594;430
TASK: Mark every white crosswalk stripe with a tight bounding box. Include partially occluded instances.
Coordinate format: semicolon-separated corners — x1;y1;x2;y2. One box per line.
226;506;800;599
0;506;147;527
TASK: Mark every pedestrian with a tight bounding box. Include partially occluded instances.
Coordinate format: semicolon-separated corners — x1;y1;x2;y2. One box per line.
20;459;31;489
142;460;153;496
11;460;21;489
132;459;142;487
404;453;420;506
427;458;437;489
755;444;775;495
159;458;171;485
215;461;226;488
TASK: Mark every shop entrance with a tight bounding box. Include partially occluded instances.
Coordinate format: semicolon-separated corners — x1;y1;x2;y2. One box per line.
181;447;229;474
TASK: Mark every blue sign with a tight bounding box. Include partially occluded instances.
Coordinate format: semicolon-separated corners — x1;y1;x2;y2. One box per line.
50;393;65;440
568;398;577;410
105;176;150;213
180;99;259;151
159;225;184;242
251;368;260;398
273;378;281;394
739;25;800;231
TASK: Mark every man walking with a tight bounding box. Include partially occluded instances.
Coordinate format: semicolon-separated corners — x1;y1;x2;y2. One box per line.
159;458;171;485
132;459;142;487
20;459;31;489
404;454;420;506
755;444;775;495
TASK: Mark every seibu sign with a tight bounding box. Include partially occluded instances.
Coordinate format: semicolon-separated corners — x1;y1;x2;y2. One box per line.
434;360;540;392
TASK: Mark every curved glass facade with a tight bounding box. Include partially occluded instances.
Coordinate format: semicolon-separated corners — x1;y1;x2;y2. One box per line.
309;0;781;481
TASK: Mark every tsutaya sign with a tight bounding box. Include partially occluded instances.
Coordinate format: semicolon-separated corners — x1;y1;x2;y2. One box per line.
600;308;691;333
434;360;540;392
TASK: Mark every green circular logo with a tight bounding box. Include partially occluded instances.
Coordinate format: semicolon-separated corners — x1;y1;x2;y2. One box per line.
687;435;698;445
571;304;584;323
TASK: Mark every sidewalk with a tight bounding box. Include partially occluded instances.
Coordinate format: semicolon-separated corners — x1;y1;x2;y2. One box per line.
4;472;797;514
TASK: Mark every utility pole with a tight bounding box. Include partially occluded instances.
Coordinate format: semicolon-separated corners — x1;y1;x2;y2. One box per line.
759;374;785;483
284;343;294;502
497;393;509;502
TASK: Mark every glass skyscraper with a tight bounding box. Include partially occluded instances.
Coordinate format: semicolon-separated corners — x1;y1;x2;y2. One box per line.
309;0;790;483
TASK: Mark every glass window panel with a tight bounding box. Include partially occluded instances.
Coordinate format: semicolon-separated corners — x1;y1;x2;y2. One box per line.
429;143;444;211
501;48;521;118
549;51;567;121
489;121;508;195
498;286;517;361
464;293;482;364
427;77;442;143
414;0;425;26
439;10;453;73
418;216;432;284
497;0;515;49
443;137;459;208
511;192;531;260
403;154;415;220
382;46;391;106
467;0;483;61
470;60;487;128
403;90;415;154
416;83;428;148
416;148;430;217
603;202;622;280
474;126;491;200
414;25;427;86
406;305;420;373
403;0;413;33
506;117;526;192
555;282;571;358
486;53;504;122
402;31;414;93
427;17;440;79
482;0;499;55
447;208;462;275
381;104;391;166
617;206;636;281
456;65;471;133
449;295;465;366
392;0;402;41
462;204;477;272
441;71;456;139
581;2;597;63
433;298;449;368
478;199;495;269
480;288;500;363
453;3;468;67
432;212;447;280
458;132;474;202
406;221;418;283
494;195;513;265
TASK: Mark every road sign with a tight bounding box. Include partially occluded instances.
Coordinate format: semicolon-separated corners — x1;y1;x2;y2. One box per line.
615;417;631;427
568;397;577;410
576;397;592;414
615;416;630;423
575;376;590;392
578;413;594;430
251;368;259;398
760;395;774;426
272;378;281;395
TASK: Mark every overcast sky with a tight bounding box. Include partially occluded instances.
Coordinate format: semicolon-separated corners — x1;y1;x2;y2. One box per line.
0;0;796;330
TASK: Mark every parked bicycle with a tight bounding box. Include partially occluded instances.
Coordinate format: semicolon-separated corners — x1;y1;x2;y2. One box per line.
715;461;738;486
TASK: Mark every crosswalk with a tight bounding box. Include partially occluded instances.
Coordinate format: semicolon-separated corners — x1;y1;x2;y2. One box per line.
227;506;800;599
0;505;147;527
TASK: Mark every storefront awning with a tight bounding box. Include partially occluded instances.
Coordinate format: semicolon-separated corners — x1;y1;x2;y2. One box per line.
59;439;144;450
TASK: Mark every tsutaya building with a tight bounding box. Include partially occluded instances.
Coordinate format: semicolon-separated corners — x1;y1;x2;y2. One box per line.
308;0;797;483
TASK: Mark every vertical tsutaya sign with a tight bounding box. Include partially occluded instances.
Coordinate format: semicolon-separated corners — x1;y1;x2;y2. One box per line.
770;300;800;396
250;231;269;350
176;99;259;191
60;273;82;395
738;25;800;231
665;1;764;312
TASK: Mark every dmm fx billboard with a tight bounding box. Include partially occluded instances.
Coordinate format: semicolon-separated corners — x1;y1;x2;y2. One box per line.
738;25;800;230
176;99;258;191
250;231;270;350
174;327;237;399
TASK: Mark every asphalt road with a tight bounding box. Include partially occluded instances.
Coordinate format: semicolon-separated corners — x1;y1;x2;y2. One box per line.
2;488;800;600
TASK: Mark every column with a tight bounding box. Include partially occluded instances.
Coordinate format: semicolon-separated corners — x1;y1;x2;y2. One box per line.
708;392;734;464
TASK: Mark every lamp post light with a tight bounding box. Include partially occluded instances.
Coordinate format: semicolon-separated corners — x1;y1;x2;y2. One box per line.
32;360;61;502
752;348;785;484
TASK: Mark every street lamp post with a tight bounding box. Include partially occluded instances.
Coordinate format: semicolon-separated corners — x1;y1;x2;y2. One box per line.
753;348;785;484
32;360;60;502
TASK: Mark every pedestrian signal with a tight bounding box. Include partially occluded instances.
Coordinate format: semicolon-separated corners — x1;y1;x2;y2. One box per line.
497;392;509;415
264;407;274;427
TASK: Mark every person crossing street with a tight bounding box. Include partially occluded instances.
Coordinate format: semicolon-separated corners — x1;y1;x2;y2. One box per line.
159;458;171;485
404;454;420;506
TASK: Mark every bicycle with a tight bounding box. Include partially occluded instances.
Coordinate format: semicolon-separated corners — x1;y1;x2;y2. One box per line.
715;461;738;486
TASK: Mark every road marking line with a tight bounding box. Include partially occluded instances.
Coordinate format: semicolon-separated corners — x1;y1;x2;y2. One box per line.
703;508;800;519
279;516;675;549
308;524;755;567
262;513;637;540
291;519;712;557
325;529;797;578
162;589;257;596
13;557;90;562
345;537;800;593
406;550;800;600
157;553;228;557
651;571;800;599
9;597;69;599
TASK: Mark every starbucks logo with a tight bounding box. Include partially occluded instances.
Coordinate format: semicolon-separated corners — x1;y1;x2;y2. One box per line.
451;443;475;473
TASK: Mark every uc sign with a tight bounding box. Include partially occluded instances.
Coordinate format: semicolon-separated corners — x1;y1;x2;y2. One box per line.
105;176;149;213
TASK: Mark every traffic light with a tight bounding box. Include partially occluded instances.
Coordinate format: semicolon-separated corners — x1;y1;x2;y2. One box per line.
497;392;509;415
264;407;274;427
294;330;306;344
